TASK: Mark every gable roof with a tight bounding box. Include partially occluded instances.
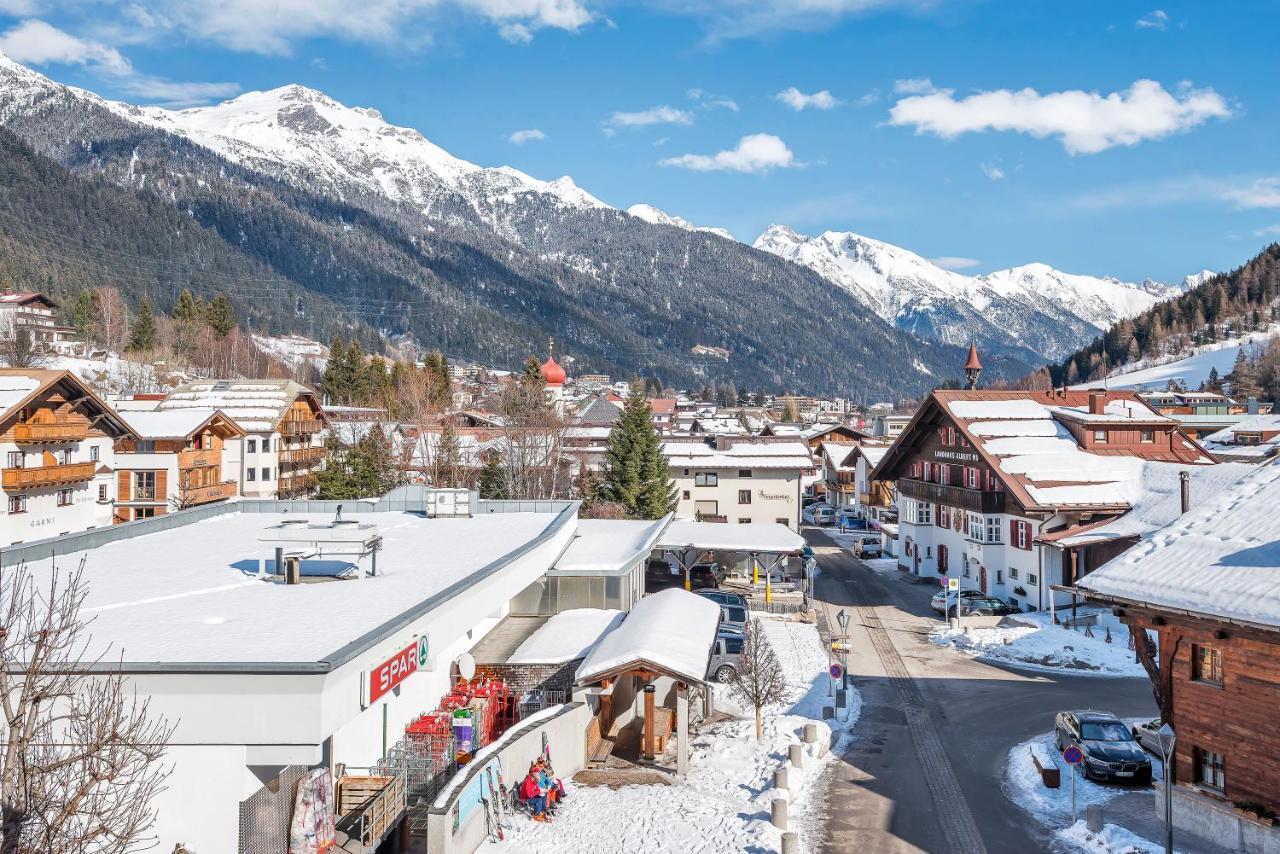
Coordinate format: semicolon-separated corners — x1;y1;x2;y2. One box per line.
121;408;247;441
158;379;321;433
1077;460;1280;631
872;389;1212;514
577;396;622;426
0;369;136;438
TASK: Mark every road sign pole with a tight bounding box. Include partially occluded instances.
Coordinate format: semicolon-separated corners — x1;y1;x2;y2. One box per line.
1071;762;1076;824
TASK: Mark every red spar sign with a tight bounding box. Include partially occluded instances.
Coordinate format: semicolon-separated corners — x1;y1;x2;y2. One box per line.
368;641;418;703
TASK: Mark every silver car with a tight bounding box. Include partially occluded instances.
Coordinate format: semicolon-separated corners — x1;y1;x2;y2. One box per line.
707;633;745;682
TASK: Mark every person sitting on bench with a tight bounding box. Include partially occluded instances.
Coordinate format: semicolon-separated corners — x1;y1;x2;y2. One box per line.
519;763;550;823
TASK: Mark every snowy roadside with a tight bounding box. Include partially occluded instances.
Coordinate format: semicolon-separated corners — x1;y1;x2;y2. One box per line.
1005;726;1168;854
480;615;860;853
930;610;1145;677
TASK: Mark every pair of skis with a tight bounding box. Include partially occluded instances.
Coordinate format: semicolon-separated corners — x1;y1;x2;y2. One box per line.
483;763;509;842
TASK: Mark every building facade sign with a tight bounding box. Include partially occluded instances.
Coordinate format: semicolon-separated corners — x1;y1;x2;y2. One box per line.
368;639;419;703
932;449;980;464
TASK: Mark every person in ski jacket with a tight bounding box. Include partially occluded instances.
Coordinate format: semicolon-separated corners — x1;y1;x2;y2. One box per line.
538;758;568;801
519;765;548;821
536;762;558;811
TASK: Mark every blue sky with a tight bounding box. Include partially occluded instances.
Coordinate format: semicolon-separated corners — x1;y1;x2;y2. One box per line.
1;1;1276;282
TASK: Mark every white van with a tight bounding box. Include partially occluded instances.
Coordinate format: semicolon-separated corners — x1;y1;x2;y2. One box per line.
813;506;835;525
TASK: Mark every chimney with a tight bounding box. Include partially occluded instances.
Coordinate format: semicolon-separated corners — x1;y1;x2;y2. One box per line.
285;555;301;585
1179;470;1190;514
1088;390;1106;415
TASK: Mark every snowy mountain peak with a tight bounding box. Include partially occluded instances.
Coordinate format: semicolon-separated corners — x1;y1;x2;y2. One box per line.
755;225;1187;361
627;204;733;240
1182;269;1217;289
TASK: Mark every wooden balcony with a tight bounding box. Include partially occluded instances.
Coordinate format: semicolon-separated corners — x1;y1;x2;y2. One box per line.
183;480;236;505
3;461;96;490
280;419;323;437
280;446;326;467
278;473;317;497
836;470;857;485
12;421;88;442
897;477;1005;514
178;448;219;470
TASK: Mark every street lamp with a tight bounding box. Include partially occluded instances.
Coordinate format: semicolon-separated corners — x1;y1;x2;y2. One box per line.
1156;723;1176;854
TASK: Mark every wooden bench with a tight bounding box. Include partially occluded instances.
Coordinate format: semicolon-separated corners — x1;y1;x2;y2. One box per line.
1029;744;1061;788
652;707;675;754
585;716;614;768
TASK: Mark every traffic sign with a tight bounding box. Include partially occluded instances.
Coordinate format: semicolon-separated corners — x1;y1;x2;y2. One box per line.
939;576;949;587
829;663;845;681
831;640;849;652
947;577;959;591
1063;746;1084;765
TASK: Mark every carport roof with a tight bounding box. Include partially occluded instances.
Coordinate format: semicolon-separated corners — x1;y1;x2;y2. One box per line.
655;520;805;554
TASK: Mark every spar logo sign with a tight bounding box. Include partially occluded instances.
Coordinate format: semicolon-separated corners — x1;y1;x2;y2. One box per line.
416;634;430;670
368;639;420;704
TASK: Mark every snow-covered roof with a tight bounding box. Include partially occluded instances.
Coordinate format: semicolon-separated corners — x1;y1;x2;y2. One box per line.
656;519;805;554
1200;415;1280;460
575;588;721;684
1050;462;1254;546
507;609;624;664
820;441;857;469
1078;460;1280;629
17;510;573;665
553;517;670;575
0;374;40;413
664;441;813;470
159;379;318;432
859;445;890;466
120;408;237;440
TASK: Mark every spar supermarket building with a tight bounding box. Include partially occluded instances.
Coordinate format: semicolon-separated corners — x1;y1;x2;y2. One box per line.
9;490;587;853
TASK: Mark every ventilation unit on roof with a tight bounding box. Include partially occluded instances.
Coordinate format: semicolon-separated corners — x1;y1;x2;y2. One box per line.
212;381;231;391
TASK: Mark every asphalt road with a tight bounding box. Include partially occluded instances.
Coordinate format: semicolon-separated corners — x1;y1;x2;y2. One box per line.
804;526;1158;854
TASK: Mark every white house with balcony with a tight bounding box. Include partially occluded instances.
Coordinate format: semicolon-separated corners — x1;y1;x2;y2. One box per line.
664;439;814;529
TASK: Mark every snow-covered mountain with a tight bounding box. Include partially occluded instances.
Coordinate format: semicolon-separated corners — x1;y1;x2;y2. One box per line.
626;204;734;240
754;225;1187;361
1182;269;1217;289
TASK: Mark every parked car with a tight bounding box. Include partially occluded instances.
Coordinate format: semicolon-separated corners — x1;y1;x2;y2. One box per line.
718;603;748;632
837;515;868;531
812;506;836;525
959;597;1019;617
696;589;749;609
853;535;882;558
708;632;745;682
645;558;676;582
1054;711;1153;784
1131;719;1166;756
929;589;986;614
691;562;728;585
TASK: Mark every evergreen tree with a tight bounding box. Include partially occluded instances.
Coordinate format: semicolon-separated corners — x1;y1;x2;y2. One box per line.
597;381;675;519
478;452;508;499
1230;348;1260;399
173;288;203;324
321;335;350;405
315;426;404;500
522;355;544;389
781;401;798;422
1206;366;1221;392
71;290;97;346
205;294;236;338
126;295;157;352
434;421;461;488
347;340;371;403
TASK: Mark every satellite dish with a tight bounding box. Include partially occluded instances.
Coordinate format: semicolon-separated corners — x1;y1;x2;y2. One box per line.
455;652;476;682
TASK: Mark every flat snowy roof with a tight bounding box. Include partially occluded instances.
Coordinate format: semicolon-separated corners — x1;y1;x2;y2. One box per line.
507;609;624;664
656;519;805;554
25;510;568;668
576;588;720;685
553;517;669;575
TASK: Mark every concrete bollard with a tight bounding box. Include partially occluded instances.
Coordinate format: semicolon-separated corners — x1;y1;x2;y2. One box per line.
1086;805;1103;833
822;706;835;720
774;766;789;790
836;688;847;708
789;743;804;768
771;797;789;830
781;831;799;854
802;723;818;744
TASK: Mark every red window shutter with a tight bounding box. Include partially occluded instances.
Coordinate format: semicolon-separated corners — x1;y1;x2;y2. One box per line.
1010;519;1018;547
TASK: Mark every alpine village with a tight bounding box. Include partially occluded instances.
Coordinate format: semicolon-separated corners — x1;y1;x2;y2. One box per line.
0;8;1275;854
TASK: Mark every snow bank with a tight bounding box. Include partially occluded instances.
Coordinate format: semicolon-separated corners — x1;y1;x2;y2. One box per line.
1056;820;1164;854
575;588;721;684
507;609;623;665
930;611;1145;677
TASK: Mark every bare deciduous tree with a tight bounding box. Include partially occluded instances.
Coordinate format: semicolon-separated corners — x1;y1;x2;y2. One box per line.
93;287;129;355
0;328;46;369
0;560;173;853
729;623;788;741
495;380;569;500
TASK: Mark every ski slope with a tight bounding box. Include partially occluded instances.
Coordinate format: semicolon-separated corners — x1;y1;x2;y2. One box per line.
1076;329;1276;391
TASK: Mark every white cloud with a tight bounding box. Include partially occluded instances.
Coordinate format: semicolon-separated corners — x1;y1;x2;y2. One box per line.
1136;9;1169;30
104;0;594;55
854;89;880;107
0;19;239;106
774;87;839;111
893;77;935;95
660;133;796;173
0;18;132;75
1067;175;1280;212
888;79;1234;155
1252;224;1280;238
980;161;1005;181
605;105;694;129
0;0;40;14
687;88;738;112
508;128;546;144
656;0;933;41
931;256;980;270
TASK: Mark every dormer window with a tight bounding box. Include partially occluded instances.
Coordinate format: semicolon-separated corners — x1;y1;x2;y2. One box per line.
1140;429;1154;443
1093;430;1107;444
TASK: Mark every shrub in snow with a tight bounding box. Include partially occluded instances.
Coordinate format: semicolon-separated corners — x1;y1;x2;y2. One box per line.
729;625;787;740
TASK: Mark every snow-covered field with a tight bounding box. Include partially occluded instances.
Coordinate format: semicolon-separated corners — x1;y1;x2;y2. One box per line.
1006;727;1166;854
1078;327;1276;392
481;616;859;853
929;610;1145;677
